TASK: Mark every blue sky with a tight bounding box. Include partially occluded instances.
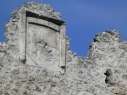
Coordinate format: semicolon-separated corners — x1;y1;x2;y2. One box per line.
0;0;127;56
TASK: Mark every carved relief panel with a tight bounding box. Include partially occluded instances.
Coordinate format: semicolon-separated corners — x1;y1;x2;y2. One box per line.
19;11;66;73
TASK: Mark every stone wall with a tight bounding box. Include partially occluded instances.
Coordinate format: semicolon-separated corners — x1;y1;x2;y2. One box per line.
0;2;127;95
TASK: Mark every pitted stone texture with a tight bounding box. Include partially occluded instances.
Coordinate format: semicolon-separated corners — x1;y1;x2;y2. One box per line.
12;2;61;21
86;31;127;95
0;2;127;95
94;31;120;43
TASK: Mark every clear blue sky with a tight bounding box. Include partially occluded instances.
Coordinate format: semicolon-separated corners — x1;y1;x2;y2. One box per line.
0;0;127;56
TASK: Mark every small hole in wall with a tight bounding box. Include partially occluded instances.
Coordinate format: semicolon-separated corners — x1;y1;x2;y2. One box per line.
104;69;113;84
61;66;66;69
104;69;112;77
21;59;26;64
51;84;56;87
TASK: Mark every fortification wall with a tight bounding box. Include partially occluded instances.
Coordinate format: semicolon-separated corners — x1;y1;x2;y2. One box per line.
0;2;126;95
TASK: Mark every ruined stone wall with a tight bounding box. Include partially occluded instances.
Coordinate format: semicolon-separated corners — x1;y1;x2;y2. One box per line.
0;2;127;95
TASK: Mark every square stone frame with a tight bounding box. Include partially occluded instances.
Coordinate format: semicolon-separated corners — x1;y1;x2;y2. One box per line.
19;10;66;72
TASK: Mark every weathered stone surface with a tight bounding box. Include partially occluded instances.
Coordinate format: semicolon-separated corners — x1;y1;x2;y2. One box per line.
0;2;127;95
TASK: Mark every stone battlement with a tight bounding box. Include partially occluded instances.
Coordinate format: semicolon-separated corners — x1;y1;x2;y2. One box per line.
0;2;127;95
94;30;120;43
